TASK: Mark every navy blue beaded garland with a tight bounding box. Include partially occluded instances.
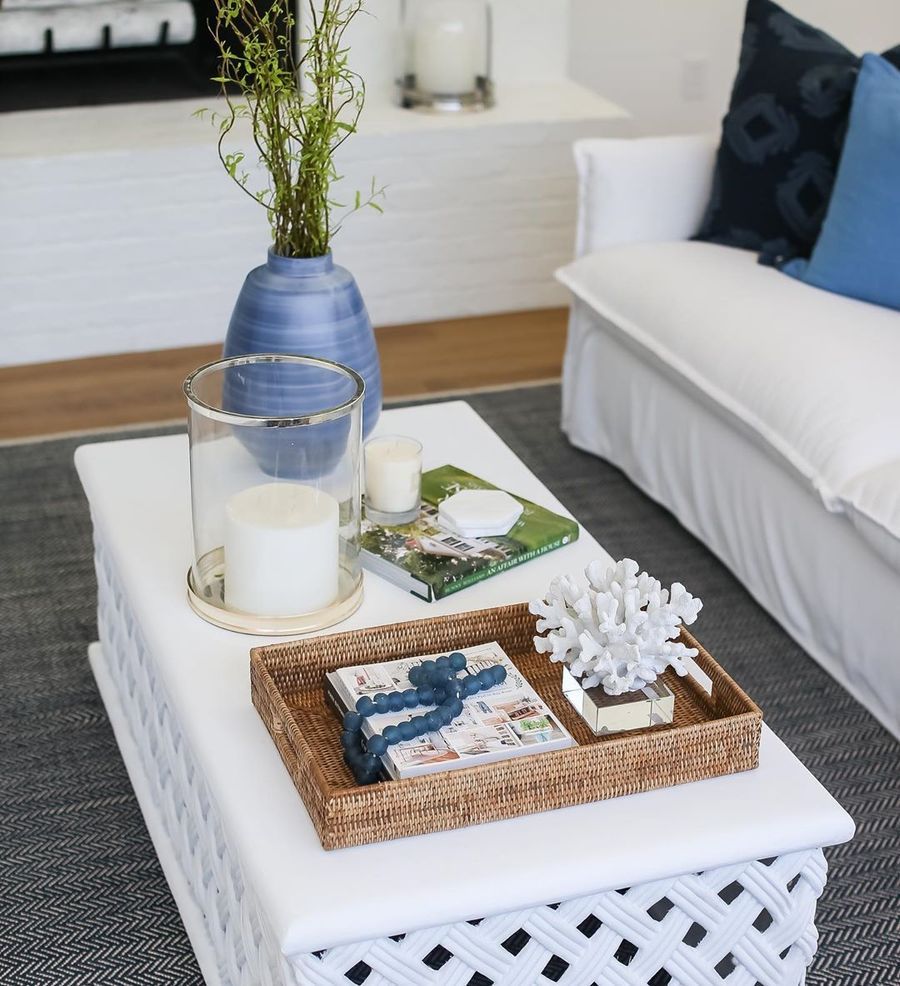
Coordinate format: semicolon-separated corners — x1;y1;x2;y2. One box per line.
340;651;507;784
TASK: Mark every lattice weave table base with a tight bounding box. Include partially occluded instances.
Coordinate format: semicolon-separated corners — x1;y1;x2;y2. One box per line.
290;851;825;986
93;533;826;986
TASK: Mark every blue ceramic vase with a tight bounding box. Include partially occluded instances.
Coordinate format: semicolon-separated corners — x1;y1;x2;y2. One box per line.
223;250;382;438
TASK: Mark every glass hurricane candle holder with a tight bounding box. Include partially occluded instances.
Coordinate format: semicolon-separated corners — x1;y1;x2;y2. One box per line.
183;354;365;635
398;0;494;112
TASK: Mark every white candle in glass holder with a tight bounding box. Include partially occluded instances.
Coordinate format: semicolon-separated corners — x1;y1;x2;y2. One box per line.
364;437;423;514
224;483;339;617
413;1;482;96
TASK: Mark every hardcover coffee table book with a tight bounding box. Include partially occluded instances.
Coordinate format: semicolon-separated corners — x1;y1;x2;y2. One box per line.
361;465;579;600
326;641;574;779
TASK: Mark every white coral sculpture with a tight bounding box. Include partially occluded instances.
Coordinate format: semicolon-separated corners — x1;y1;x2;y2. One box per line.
529;559;703;695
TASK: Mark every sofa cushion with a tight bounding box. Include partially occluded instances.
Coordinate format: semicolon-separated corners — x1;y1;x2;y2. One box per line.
694;0;900;260
556;241;900;570
782;54;900;311
841;463;900;574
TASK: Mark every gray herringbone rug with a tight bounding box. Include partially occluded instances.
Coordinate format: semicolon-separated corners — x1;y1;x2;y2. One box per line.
0;384;897;985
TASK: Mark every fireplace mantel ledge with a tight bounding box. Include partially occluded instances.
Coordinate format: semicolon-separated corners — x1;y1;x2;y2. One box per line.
2;78;628;159
1;75;629;367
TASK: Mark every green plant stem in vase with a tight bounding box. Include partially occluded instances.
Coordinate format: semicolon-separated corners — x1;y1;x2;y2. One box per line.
206;0;383;257
199;0;385;439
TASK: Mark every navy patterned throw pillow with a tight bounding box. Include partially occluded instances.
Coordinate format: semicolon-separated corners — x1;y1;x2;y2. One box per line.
696;0;900;261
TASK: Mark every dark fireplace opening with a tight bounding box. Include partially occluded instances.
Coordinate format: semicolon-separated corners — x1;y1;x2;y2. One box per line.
0;0;247;112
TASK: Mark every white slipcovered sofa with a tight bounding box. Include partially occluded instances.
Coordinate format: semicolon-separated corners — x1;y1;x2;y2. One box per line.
556;135;900;741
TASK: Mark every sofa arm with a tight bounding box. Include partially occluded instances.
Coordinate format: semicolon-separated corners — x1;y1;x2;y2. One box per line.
574;135;718;256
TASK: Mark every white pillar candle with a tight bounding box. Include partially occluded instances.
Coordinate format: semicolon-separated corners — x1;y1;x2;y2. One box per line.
413;2;482;96
224;483;339;617
364;437;423;514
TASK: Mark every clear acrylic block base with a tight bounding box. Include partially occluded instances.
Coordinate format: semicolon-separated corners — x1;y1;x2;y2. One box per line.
561;667;675;735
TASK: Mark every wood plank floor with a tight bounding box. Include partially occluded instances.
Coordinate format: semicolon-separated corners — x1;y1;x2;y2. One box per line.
0;308;567;441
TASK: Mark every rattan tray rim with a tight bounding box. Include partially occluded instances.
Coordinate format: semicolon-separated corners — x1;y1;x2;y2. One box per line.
250;602;763;848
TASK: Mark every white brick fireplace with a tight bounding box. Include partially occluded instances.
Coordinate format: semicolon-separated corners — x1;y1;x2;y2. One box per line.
0;0;628;366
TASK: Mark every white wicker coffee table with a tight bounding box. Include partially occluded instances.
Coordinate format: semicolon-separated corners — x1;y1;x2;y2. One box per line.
77;400;853;986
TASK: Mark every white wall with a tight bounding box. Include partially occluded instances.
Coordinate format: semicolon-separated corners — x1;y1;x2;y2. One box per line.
568;0;900;136
0;0;634;367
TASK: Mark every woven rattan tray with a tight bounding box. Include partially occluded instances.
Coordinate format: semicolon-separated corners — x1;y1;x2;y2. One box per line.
250;603;762;850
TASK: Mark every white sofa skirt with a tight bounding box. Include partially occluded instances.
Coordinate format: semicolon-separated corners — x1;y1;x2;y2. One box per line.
562;298;900;741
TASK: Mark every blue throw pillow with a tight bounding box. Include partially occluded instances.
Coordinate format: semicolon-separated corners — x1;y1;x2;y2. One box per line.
695;0;900;261
782;54;900;310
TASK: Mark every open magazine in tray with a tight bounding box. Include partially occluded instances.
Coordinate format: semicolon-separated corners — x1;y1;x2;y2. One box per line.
324;641;575;780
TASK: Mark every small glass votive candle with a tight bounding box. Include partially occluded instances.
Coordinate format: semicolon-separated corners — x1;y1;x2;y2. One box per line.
364;435;423;526
183;354;365;635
